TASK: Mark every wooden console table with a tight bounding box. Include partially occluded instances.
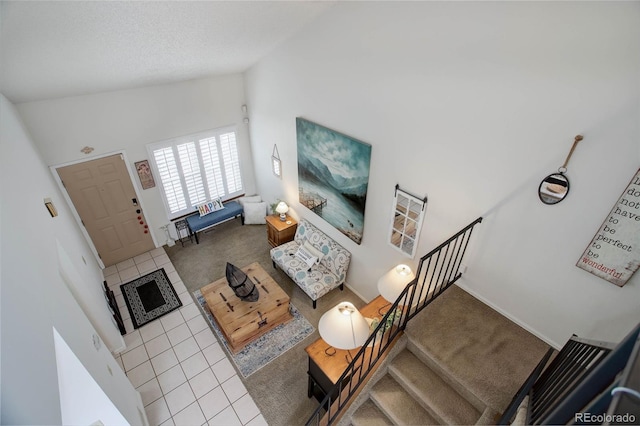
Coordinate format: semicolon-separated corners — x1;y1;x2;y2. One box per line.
305;295;400;403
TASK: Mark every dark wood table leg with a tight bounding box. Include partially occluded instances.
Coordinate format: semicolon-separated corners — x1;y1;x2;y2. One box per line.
307;374;314;398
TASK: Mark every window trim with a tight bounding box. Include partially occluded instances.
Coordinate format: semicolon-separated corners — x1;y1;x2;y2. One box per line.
146;126;244;220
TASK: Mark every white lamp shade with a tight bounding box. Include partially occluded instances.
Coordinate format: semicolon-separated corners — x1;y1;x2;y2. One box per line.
275;201;289;214
318;302;370;350
377;264;415;303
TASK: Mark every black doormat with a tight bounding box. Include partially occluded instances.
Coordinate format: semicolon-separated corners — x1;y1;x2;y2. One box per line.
120;268;182;329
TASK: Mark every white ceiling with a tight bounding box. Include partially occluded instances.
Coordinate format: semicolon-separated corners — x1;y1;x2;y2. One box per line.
0;1;335;103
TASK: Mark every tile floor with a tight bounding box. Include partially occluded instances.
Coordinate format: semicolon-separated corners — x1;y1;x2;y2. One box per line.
103;247;267;426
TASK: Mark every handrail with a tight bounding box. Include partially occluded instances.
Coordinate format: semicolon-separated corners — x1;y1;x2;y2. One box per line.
500;322;640;425
305;217;483;426
406;216;482;324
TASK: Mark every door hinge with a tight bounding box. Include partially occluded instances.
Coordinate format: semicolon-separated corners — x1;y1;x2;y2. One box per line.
61;179;66;188
81;219;85;227
98;253;102;259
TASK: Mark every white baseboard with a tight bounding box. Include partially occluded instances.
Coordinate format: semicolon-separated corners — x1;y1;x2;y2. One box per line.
344;282;369;304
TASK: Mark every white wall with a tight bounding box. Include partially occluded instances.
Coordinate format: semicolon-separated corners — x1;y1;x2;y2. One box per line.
0;94;145;424
245;1;640;348
54;328;130;426
16;74;256;247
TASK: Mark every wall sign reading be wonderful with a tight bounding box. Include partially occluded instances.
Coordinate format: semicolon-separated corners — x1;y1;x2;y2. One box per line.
577;168;640;287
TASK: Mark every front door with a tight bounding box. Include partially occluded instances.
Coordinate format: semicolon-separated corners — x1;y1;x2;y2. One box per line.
57;154;155;267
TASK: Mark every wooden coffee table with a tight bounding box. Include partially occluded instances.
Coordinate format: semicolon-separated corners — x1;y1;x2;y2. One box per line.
200;262;292;353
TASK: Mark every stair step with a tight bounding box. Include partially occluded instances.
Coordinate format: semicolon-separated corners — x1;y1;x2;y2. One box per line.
351;399;393;426
407;339;486;412
389;350;481;425
370;375;441;425
477;406;501;425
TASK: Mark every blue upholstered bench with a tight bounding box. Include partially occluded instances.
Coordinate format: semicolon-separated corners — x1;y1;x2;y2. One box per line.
186;201;244;244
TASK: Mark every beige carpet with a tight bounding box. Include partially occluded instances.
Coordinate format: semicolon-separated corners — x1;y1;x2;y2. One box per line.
166;218;550;425
405;285;551;412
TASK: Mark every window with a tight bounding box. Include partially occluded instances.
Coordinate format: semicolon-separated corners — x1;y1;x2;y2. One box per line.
147;127;243;219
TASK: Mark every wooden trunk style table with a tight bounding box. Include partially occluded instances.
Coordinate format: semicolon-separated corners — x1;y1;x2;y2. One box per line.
200;262;292;353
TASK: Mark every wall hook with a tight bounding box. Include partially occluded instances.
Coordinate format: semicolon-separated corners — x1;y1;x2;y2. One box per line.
559;134;583;173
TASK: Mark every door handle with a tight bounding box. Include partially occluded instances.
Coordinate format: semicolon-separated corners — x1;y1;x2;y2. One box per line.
132;198;138;206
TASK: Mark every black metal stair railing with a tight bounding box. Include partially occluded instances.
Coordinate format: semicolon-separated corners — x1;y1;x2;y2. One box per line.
528;336;614;424
499;321;640;425
305;216;483;426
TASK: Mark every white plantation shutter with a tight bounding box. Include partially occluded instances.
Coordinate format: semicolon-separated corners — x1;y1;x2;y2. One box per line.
199;136;225;199
153;147;187;214
148;126;244;219
177;141;207;206
220;132;243;194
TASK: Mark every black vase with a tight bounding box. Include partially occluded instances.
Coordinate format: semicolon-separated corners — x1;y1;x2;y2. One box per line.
225;263;259;302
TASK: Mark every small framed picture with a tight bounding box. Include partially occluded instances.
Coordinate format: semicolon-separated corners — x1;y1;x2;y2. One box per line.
135;160;156;189
44;198;58;217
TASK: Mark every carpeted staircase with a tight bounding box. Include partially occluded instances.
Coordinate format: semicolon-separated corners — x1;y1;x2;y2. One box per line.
348;337;498;425
342;285;550;426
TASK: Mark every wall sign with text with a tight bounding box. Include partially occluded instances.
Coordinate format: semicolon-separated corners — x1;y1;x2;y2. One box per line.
577;168;640;287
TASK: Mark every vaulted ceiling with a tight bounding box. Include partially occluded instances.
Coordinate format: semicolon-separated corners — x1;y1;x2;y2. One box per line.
0;1;334;103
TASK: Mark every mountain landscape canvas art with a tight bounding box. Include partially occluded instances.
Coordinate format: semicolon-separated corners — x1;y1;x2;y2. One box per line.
296;117;372;244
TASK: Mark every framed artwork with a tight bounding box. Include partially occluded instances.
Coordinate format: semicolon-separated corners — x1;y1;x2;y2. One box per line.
135;160;155;189
44;197;58;217
296;117;372;244
576;168;640;287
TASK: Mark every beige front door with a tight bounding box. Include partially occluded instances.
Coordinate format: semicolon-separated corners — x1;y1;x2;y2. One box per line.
57;154;155;267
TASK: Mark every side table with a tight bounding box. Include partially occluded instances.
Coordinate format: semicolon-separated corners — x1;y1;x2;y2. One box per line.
305;296;400;403
265;215;297;247
174;218;193;246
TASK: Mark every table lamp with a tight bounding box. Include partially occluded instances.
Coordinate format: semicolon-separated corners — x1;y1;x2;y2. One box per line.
377;264;415;313
318;301;369;362
275;201;289;221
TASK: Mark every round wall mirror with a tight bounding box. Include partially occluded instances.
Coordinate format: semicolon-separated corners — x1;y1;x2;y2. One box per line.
539;173;570;205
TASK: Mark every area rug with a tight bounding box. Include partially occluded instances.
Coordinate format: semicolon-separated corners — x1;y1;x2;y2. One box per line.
121;268;182;329
194;289;315;378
